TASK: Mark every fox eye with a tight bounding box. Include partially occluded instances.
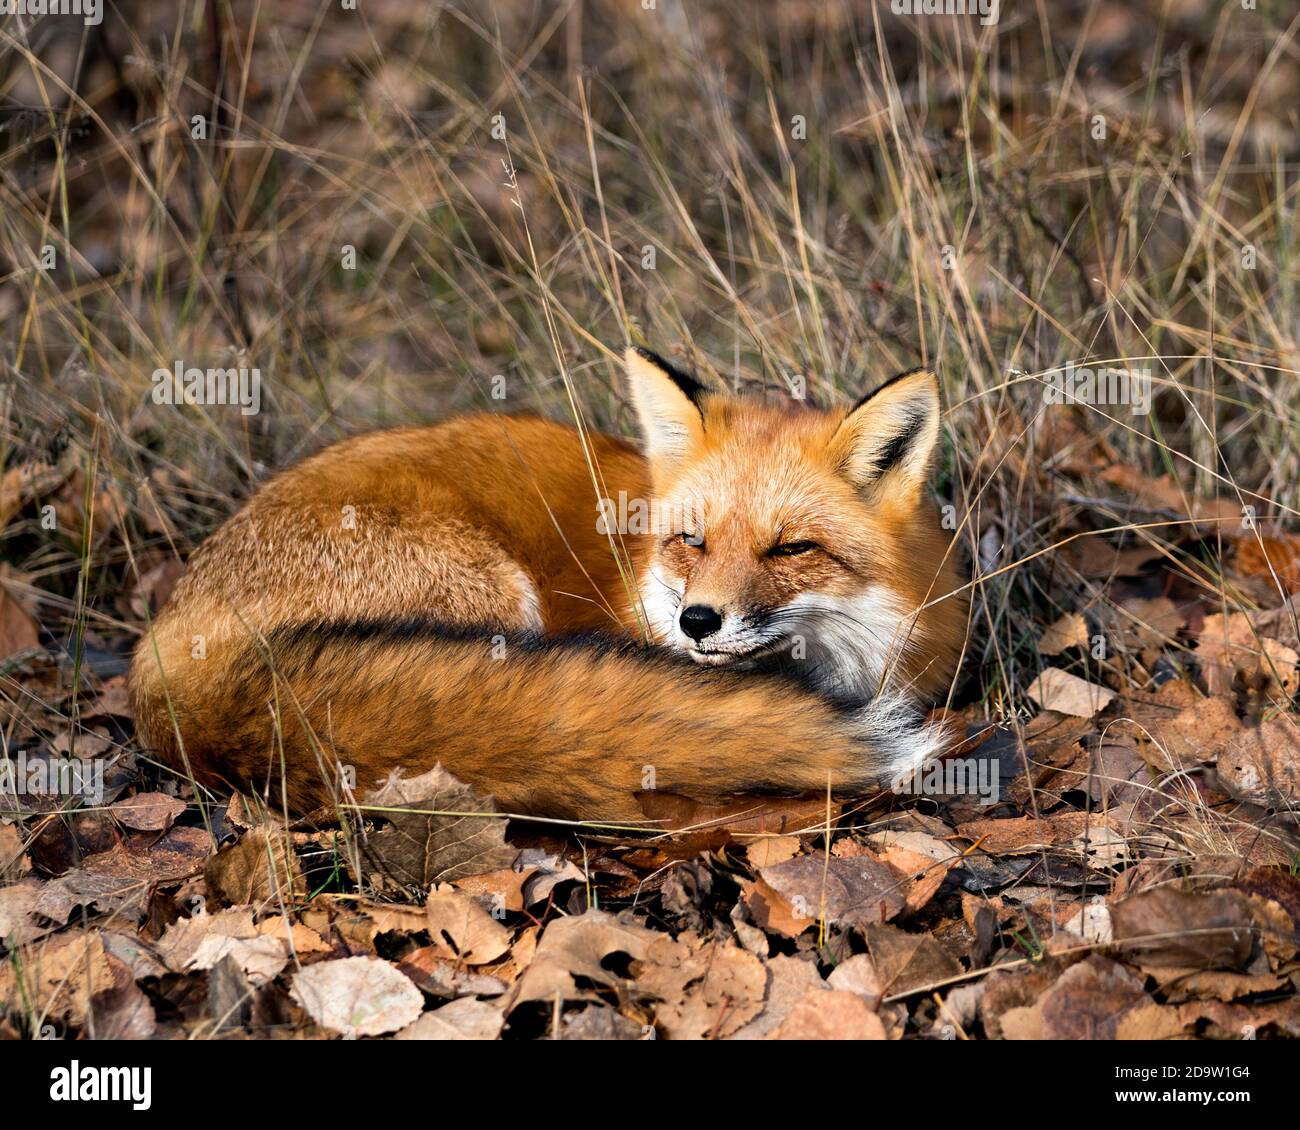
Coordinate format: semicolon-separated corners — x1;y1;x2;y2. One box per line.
768;540;819;557
668;532;705;551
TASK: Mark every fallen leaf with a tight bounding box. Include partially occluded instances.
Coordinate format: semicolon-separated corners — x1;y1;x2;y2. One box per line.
0;585;38;662
506;910;764;1039
425;883;511;965
204;826;304;909
744;835;801;869
207;955;253;1033
826;953;885;1009
1038;612;1090;656
291;956;424;1038
109;791;186;832
157;907;289;984
639;933;766;1040
32;826;210;922
1026;667;1115;717
255;915;330;955
864;923;962;998
635;791;836;854
87;954;156;1039
1196;612;1299;699
771;990;886;1040
1235;532;1300;593
361;764;517;889
393;998;504;1041
1110;887;1255;970
1218;716;1300;808
877;844;951;913
1037;956;1150;1039
0;878;45;945
752;853;907;934
729;954;825;1040
452;866;534;914
955;811;1119;856
0;930;114;1026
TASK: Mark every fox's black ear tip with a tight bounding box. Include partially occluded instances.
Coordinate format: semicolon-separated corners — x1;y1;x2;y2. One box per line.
626;345;707;402
850;366;938;413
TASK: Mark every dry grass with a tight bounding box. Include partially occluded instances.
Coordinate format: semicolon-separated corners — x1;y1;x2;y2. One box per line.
3;1;1298;706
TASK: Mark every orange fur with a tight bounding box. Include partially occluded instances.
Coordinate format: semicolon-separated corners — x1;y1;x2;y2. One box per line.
129;350;967;820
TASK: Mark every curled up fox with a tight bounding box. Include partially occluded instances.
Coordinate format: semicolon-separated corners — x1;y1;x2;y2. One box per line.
129;348;968;821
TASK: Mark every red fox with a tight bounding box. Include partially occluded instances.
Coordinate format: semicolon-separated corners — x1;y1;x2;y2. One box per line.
129;348;967;821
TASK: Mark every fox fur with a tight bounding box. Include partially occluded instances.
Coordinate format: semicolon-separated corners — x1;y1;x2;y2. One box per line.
129;348;968;821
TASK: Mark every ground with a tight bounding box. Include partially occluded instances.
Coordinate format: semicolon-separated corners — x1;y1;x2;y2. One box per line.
1;0;1298;1041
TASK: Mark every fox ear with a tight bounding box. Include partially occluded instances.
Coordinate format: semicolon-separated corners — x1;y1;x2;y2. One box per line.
830;368;941;498
625;346;707;466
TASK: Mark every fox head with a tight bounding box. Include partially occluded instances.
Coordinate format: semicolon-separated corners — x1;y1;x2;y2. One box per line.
626;346;961;701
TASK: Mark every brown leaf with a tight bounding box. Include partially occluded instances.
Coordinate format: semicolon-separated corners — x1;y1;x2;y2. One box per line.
729;954;826;1039
744;835;801;869
506;910;764;1039
639;933;766;1040
980;961;1063;1040
0;878;45;945
290;957;424;1038
507;912;657;1010
32;826;211;922
0;584;38;662
425;883;511;965
1063;538;1162;579
1038;612;1090;656
1095;467;1240;525
864;923;962;998
635;791;836;854
204;826;304;909
1110;887;1255;971
753;853;907;934
0;930;114;1027
393;998;504;1041
0;461;70;531
1235;532;1300;594
1150;694;1243;768
742;876;814;938
771;990;886;1040
1196;612;1299;699
360;764;517;889
826;953;886;1009
1026;667;1115;717
0;822;28;878
396;947;507;1000
1112;596;1185;649
451;866;535;914
876;844;951;914
1038;956;1151;1040
955;811;1119;856
110;791;186;832
87;954;156;1040
1218;716;1300;808
157;907;289;984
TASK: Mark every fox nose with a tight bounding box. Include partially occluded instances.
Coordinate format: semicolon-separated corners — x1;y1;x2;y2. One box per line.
679;603;723;642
